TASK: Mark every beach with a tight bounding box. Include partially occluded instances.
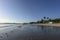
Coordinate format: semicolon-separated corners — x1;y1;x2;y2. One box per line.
0;24;60;40
33;23;60;27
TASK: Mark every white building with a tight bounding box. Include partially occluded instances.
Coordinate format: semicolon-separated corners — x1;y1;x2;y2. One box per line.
49;22;53;24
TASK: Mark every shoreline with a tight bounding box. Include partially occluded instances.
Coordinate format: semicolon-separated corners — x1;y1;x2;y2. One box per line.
33;23;60;27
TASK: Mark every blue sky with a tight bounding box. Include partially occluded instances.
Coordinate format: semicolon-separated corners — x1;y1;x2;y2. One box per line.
0;0;60;23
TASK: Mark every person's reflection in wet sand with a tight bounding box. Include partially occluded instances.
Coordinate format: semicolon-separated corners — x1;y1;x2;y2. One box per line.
41;26;44;30
37;25;47;33
41;26;47;33
37;25;44;31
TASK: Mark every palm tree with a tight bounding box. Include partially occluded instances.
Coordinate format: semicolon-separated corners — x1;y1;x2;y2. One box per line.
43;16;46;23
43;16;46;20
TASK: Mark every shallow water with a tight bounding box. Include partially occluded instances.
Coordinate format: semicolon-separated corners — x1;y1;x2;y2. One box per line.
0;24;60;40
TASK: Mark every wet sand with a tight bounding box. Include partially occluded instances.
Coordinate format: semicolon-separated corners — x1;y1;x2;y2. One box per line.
0;24;60;40
17;34;60;40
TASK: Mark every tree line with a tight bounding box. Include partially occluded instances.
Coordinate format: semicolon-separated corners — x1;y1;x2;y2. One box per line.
29;17;60;24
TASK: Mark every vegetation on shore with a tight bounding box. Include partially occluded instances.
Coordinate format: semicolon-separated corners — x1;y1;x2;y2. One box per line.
29;17;60;24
